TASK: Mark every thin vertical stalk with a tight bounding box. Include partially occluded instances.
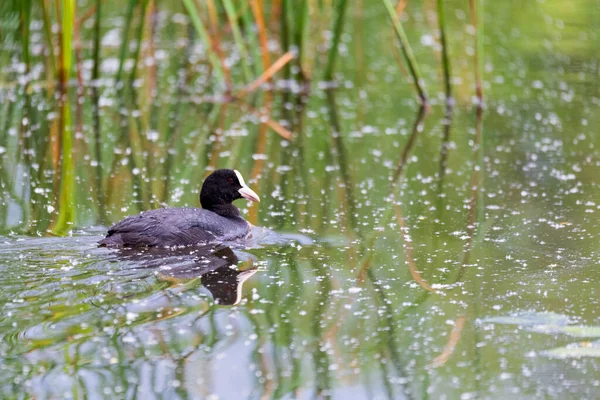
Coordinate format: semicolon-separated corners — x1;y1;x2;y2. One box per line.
437;102;454;187
222;0;252;82
248;120;268;226
130;1;152;206
145;0;158;100
61;0;74;70
293;0;309;79
50;0;64;184
240;2;263;75
161;23;195;203
366;267;410;396
182;0;225;84
356;106;428;283
453;106;484;284
29;106;52;234
326;90;356;230
310;259;332;398
0;100;15;150
437;0;452;102
323;0;348;81
127;90;151;207
391;105;427;184
128;0;150;86
73;12;86;128
40;0;56;73
18;0;32;166
270;0;282;27
19;0;32;73
207;105;229;172
248;0;273;225
475;105;485;239
205;0;233;91
250;0;272;70
53;0;76;235
91;0;105;223
381;0;428;104
469;0;484;104
206;0;219;30
40;0;57;94
115;0;136;85
280;0;292;79
16;0;36;229
72;6;88;227
354;0;366;88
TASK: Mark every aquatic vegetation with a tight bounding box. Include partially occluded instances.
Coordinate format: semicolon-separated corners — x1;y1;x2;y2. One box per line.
0;0;599;398
1;0;494;232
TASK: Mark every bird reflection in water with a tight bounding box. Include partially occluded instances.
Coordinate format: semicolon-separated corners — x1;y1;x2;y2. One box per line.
112;244;258;306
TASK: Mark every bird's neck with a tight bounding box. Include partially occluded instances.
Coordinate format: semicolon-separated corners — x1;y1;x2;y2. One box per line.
206;204;241;218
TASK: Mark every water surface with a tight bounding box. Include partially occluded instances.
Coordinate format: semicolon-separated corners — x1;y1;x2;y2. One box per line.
1;0;600;398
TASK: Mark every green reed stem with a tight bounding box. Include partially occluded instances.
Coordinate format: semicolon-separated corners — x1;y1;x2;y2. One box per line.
240;3;263;75
61;0;74;74
17;0;32;168
381;0;428;104
128;0;150;86
280;0;292;79
311;258;332;396
53;0;76;235
323;0;348;81
127;90;151;207
182;0;225;84
326;90;356;229
115;0;136;85
222;0;252;82
19;0;32;71
91;0;105;223
469;0;484;103
293;0;309;77
437;0;452;102
40;0;56;74
475;106;485;238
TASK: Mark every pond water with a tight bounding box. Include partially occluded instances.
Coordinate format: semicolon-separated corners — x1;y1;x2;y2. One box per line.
1;0;600;398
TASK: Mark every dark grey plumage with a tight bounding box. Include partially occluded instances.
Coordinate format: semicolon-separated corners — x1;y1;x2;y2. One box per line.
99;169;260;248
98;208;250;247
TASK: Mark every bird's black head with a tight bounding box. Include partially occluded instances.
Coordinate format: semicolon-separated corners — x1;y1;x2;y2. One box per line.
200;169;260;217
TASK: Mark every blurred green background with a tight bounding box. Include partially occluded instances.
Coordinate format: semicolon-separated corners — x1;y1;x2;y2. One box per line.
0;0;600;398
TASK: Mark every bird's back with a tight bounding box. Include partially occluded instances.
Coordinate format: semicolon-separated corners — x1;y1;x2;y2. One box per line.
99;207;250;247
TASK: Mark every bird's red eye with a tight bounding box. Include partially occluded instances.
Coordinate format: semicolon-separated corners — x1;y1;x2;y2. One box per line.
228;178;234;183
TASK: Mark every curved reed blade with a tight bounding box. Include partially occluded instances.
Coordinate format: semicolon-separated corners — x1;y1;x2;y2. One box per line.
430;315;468;368
222;0;252;82
381;0;428;104
182;0;225;85
323;0;349;81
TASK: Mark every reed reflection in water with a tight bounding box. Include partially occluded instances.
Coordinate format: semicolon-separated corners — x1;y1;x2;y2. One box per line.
1;0;600;398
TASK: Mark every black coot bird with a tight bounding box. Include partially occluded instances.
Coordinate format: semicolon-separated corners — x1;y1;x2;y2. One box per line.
99;169;260;247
